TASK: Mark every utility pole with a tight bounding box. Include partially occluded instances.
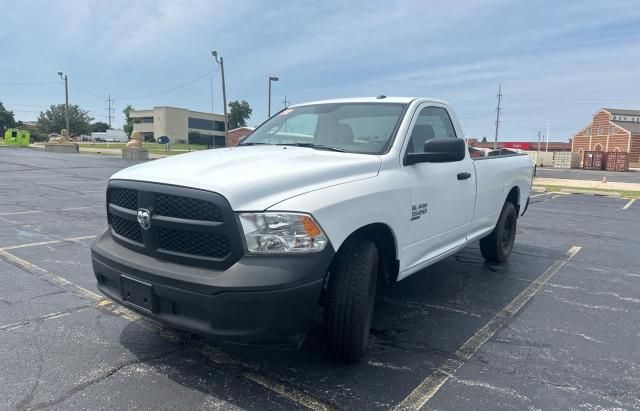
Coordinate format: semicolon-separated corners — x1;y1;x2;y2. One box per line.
57;72;70;137
545;120;550;152
211;51;228;146
283;95;289;109
268;76;279;117
106;94;115;129
493;84;502;150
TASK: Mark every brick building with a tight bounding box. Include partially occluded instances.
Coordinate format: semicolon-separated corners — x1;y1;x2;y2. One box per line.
571;108;640;164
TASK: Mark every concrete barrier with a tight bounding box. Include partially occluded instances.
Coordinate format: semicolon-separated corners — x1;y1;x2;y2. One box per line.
44;143;79;153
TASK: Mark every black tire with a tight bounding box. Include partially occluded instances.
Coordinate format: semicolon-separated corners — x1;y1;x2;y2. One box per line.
324;238;378;363
480;201;517;263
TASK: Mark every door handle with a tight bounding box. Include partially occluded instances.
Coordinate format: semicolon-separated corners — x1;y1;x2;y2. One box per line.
457;172;472;180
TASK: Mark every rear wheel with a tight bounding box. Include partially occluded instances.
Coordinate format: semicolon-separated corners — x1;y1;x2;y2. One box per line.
480;201;517;263
324;238;378;363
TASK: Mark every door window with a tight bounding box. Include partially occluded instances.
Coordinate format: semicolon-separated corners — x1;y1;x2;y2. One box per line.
407;106;457;153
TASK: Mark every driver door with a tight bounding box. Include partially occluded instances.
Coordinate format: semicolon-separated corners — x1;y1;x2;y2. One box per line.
401;105;476;274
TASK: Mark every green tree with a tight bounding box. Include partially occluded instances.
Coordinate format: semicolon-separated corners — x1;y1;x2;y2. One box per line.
37;104;93;136
481;136;487;143
0;101;17;134
228;100;252;129
91;121;110;133
123;105;134;136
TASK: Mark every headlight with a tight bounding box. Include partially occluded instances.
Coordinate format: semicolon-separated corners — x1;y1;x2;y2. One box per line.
238;213;327;253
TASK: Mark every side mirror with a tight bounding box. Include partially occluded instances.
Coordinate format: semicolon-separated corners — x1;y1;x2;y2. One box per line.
405;138;466;165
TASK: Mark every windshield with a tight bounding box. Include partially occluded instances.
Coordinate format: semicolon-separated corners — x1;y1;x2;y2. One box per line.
241;103;407;154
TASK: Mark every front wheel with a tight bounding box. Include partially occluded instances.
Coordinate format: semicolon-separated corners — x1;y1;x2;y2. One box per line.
480;201;517;263
324;238;378;363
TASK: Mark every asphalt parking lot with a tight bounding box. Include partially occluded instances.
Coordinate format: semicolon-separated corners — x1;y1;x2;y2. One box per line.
1;147;639;410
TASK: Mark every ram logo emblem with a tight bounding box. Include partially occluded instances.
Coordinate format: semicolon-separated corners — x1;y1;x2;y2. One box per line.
137;208;152;230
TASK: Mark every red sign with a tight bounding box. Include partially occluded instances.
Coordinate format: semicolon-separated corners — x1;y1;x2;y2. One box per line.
502;142;531;150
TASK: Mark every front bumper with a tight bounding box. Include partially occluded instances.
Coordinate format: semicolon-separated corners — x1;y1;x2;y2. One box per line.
91;229;334;344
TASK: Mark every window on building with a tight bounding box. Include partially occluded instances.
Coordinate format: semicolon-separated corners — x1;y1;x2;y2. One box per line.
188;117;225;131
214;135;226;148
597;127;602;135
594;144;602;152
587;127;591;135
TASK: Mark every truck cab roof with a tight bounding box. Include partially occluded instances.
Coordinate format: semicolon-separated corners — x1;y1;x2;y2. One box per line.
291;97;448;107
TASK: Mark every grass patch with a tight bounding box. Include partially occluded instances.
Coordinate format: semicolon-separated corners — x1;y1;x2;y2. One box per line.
534;184;640;199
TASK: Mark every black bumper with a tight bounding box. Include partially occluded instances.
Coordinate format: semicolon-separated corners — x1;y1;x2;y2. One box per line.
91;229;334;344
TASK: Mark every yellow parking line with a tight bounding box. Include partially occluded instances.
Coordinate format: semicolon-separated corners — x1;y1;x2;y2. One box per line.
393;245;582;411
244;372;330;411
0;248;102;302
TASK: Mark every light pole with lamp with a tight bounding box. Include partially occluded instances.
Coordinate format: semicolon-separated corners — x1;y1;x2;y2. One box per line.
57;72;70;138
211;51;228;146
268;76;279;117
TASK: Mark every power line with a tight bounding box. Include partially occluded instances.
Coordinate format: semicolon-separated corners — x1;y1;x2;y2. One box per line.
0;81;58;85
114;69;215;100
71;86;106;99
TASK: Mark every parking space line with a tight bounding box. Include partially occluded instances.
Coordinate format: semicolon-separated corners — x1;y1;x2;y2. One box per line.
1;248;333;410
60;206;103;211
244;372;330;411
0;210;42;216
0;235;96;251
63;235;97;241
530;193;551;198
0;240;62;250
0;206;102;217
0;248;102;302
0;304;95;331
393;245;582;411
622;198;636;210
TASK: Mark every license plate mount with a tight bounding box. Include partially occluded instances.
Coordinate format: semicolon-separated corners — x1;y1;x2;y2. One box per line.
121;275;154;313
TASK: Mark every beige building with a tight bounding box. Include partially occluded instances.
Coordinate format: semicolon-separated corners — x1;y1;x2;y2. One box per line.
130;106;226;146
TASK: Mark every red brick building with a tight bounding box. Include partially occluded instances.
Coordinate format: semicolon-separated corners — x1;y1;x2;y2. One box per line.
227;127;254;147
572;108;640;164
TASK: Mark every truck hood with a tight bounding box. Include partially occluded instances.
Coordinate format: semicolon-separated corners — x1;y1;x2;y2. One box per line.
111;145;381;210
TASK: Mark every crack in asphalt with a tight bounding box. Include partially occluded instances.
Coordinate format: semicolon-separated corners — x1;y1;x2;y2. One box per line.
19;346;188;410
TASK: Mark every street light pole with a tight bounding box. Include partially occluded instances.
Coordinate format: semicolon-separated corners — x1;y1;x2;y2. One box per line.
268;76;279;117
211;51;228;146
58;72;70;137
546;120;550;152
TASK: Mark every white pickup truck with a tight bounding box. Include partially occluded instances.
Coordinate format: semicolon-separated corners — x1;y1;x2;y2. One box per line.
91;97;533;362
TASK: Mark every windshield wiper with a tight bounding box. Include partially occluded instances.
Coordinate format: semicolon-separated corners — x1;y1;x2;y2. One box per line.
238;142;271;146
277;143;348;153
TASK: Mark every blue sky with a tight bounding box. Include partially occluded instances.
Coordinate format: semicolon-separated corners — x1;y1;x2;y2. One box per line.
1;0;639;141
